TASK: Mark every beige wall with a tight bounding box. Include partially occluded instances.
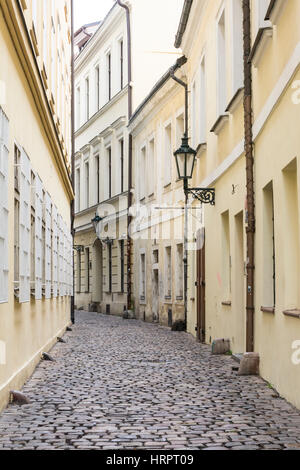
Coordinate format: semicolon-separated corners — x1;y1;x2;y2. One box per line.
0;2;72;411
180;0;300;409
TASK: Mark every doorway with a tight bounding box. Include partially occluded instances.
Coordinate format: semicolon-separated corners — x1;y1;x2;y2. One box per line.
92;239;103;303
152;269;159;322
197;228;205;343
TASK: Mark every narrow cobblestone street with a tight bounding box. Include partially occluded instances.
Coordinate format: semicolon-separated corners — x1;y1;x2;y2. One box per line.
0;311;300;450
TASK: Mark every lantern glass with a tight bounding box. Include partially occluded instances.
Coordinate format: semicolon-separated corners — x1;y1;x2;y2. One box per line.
174;137;197;180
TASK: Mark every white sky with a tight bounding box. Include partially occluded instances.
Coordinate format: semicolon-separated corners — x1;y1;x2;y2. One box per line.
74;0;115;31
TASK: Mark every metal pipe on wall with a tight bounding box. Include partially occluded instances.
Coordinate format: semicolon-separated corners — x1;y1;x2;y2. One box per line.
116;0;133;311
243;0;255;352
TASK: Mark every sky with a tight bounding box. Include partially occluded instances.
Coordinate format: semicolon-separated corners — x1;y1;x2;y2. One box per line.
74;0;115;31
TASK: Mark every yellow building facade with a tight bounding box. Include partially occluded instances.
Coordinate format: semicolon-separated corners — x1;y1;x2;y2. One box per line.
129;61;189;325
0;0;73;410
174;0;300;409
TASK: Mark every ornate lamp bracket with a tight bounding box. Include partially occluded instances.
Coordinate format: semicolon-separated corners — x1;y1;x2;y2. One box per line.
187;188;215;205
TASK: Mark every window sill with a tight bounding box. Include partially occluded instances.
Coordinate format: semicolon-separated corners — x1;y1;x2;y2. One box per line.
196;142;207;157
261;306;275;314
221;301;231;307
225;87;244;114
283;309;300;319
210;114;229;135
248;27;273;68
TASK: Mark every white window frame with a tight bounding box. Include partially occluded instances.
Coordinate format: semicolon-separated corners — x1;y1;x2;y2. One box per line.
0;108;9;303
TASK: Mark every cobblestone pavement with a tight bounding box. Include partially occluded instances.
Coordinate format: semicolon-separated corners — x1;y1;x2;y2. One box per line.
0;311;300;450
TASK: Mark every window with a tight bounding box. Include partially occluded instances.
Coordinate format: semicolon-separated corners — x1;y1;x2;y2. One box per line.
232;0;243;94
140;253;146;301
107;52;112;101
199;56;206;143
0;109;9;303
217;8;227;115
41;190;46;296
85;77;89;121
120;139;124;194
51;29;56;98
255;0;272;31
76;249;81;293
52;205;58;297
176;244;183;300
95;65;100;111
108;243;112;292
282;159;299;309
108;147;112;199
75;167;80;212
14;145;21;296
176;113;184;148
76;86;80;129
164;124;172;186
85;161;89;208
45;193;52;299
85;247;90;292
119;240;125;293
32;0;37;32
221;210;231;299
191;80;197;146
95;154;100;204
263;182;275;308
119;39;124;90
165;246;172;299
43;0;48;68
34;175;43;300
148;139;155;196
18;148;31;303
140;146;146;200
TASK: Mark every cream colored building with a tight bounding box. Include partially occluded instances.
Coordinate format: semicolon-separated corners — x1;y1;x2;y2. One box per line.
172;0;300;409
129;58;194;326
0;0;73;411
74;0;183;315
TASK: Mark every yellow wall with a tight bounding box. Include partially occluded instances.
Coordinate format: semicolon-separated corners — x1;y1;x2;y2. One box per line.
0;5;71;411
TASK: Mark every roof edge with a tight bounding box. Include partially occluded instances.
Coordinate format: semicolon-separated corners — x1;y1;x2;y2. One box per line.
129;55;187;126
174;0;193;48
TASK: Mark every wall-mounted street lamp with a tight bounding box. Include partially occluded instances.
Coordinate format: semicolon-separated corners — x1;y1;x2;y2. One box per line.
91;214;103;233
170;63;215;331
174;138;215;205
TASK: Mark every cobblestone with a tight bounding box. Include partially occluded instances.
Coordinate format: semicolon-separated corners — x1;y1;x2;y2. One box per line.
0;311;300;450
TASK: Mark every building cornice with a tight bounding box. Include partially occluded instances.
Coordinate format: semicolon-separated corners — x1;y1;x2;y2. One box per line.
75;4;124;74
1;0;74;200
75;86;128;138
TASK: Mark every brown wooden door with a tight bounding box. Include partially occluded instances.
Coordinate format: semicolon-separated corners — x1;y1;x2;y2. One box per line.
197;228;205;343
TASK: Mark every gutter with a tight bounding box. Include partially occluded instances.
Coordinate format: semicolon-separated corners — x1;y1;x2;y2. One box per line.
129;56;187;126
71;0;75;324
174;0;193;48
243;0;255;352
116;0;133;311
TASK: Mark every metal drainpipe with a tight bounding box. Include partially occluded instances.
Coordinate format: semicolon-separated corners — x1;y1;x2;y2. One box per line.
243;0;255;352
70;0;75;324
116;0;133;311
170;68;189;328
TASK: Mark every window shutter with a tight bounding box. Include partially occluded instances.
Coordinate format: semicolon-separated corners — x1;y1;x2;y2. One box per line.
0;109;9;303
58;215;64;296
45;192;52;299
52;205;58;297
19;149;31;303
69;232;73;296
35;175;43;300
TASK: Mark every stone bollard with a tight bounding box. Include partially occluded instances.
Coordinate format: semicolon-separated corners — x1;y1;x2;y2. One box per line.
238;352;260;375
211;338;231;355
